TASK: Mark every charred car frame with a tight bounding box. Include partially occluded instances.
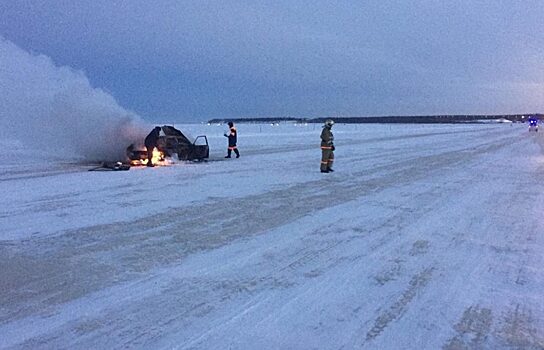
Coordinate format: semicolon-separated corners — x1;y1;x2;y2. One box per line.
127;125;209;164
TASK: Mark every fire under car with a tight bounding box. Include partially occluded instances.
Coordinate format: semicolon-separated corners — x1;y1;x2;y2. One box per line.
126;125;209;165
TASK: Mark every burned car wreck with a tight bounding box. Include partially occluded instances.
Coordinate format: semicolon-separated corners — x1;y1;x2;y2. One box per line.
126;125;209;165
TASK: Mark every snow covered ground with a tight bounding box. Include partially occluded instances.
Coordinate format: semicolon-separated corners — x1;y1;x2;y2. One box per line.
1;122;544;349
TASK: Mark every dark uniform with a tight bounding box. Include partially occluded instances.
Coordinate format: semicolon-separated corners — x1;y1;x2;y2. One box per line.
144;126;161;167
320;120;334;173
224;122;240;158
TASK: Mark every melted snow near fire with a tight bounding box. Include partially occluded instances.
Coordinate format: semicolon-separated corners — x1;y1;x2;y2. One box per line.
1;122;543;349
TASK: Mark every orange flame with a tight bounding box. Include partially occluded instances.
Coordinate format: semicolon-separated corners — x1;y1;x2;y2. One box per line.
130;148;166;166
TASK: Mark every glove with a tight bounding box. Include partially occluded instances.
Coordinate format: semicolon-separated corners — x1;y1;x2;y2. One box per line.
224;133;228;137
331;145;335;151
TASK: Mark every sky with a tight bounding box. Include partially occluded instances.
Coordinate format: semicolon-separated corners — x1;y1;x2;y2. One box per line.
1;0;544;122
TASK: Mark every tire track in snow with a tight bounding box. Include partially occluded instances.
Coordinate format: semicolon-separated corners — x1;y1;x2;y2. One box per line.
365;267;435;342
444;306;494;349
444;303;544;349
496;304;544;348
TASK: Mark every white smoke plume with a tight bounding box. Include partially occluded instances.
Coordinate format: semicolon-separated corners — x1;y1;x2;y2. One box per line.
0;36;148;162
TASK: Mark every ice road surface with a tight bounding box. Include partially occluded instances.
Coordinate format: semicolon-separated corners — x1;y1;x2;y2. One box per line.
1;123;544;349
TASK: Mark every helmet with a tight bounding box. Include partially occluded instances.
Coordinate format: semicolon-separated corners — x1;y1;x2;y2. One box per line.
325;119;334;127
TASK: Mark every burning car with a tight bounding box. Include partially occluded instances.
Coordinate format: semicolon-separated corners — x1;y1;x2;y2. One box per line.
127;125;209;165
158;125;209;160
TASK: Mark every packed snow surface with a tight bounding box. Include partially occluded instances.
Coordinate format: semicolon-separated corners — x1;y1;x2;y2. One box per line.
1;123;544;349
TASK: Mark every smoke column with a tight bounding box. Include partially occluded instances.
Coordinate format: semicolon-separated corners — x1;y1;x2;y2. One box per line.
0;36;148;162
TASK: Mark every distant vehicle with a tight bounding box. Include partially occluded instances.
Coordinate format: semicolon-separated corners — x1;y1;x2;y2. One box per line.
528;118;539;132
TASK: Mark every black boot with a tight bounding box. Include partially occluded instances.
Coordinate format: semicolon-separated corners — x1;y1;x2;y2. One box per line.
234;149;240;158
321;169;329;173
327;168;334;172
225;149;232;158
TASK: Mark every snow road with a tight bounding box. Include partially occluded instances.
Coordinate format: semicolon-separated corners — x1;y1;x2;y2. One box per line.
1;123;543;349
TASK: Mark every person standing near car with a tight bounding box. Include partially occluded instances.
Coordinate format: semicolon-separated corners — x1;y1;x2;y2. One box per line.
320;119;335;173
144;126;161;167
224;122;240;158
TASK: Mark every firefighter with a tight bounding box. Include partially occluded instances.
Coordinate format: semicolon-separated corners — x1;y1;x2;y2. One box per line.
320;119;335;173
224;121;240;158
144;126;161;167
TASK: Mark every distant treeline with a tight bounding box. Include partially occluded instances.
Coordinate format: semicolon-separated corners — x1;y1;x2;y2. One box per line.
209;114;543;124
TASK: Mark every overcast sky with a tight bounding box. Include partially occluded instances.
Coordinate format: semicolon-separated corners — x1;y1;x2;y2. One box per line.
1;1;544;122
